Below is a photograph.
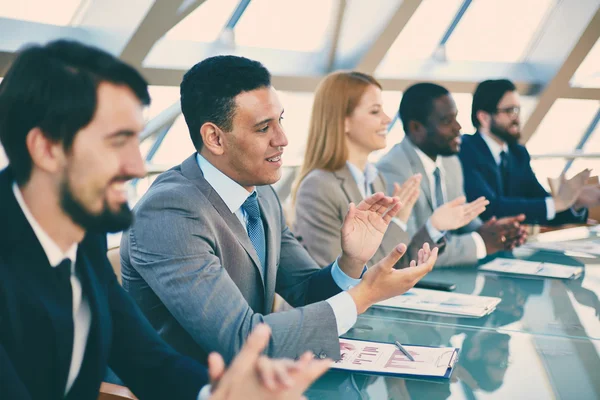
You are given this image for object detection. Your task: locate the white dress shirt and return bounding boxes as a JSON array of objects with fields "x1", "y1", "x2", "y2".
[
  {"x1": 411, "y1": 145, "x2": 487, "y2": 259},
  {"x1": 12, "y1": 183, "x2": 91, "y2": 396},
  {"x1": 196, "y1": 153, "x2": 359, "y2": 336},
  {"x1": 479, "y1": 132, "x2": 560, "y2": 221}
]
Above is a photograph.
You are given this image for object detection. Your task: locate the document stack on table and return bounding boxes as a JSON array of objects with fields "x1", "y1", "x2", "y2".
[
  {"x1": 479, "y1": 258, "x2": 583, "y2": 280},
  {"x1": 373, "y1": 288, "x2": 501, "y2": 318},
  {"x1": 333, "y1": 338, "x2": 459, "y2": 379},
  {"x1": 525, "y1": 239, "x2": 600, "y2": 257}
]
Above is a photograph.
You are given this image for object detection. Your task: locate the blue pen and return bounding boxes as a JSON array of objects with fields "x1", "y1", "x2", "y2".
[{"x1": 394, "y1": 341, "x2": 415, "y2": 361}]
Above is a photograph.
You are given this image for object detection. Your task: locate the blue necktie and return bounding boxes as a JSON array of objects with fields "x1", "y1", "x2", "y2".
[
  {"x1": 433, "y1": 167, "x2": 445, "y2": 209},
  {"x1": 243, "y1": 192, "x2": 266, "y2": 272}
]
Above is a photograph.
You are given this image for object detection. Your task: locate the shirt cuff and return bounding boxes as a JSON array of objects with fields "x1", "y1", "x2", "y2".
[
  {"x1": 546, "y1": 197, "x2": 556, "y2": 220},
  {"x1": 425, "y1": 218, "x2": 446, "y2": 243},
  {"x1": 198, "y1": 384, "x2": 212, "y2": 400},
  {"x1": 571, "y1": 206, "x2": 587, "y2": 217},
  {"x1": 331, "y1": 258, "x2": 365, "y2": 290},
  {"x1": 325, "y1": 291, "x2": 358, "y2": 336},
  {"x1": 391, "y1": 217, "x2": 408, "y2": 231},
  {"x1": 471, "y1": 232, "x2": 487, "y2": 260}
]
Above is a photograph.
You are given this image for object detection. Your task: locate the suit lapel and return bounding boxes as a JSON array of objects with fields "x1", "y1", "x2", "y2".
[
  {"x1": 334, "y1": 165, "x2": 364, "y2": 204},
  {"x1": 180, "y1": 155, "x2": 266, "y2": 287},
  {"x1": 401, "y1": 139, "x2": 434, "y2": 209},
  {"x1": 472, "y1": 132, "x2": 503, "y2": 195}
]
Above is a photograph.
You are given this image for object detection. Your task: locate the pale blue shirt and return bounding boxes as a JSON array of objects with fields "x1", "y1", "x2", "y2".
[{"x1": 196, "y1": 153, "x2": 360, "y2": 336}]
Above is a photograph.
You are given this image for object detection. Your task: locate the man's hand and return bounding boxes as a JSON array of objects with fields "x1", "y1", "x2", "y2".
[
  {"x1": 392, "y1": 174, "x2": 422, "y2": 224},
  {"x1": 430, "y1": 196, "x2": 489, "y2": 231},
  {"x1": 551, "y1": 169, "x2": 591, "y2": 212},
  {"x1": 477, "y1": 214, "x2": 526, "y2": 255},
  {"x1": 209, "y1": 325, "x2": 331, "y2": 400},
  {"x1": 339, "y1": 192, "x2": 402, "y2": 278},
  {"x1": 347, "y1": 243, "x2": 438, "y2": 314},
  {"x1": 573, "y1": 184, "x2": 600, "y2": 210}
]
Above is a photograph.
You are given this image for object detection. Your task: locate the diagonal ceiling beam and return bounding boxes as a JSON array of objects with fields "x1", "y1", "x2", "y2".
[
  {"x1": 355, "y1": 0, "x2": 423, "y2": 74},
  {"x1": 521, "y1": 6, "x2": 600, "y2": 143},
  {"x1": 325, "y1": 0, "x2": 347, "y2": 72},
  {"x1": 120, "y1": 0, "x2": 208, "y2": 66}
]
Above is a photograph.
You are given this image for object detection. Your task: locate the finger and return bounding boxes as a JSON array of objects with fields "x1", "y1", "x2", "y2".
[
  {"x1": 257, "y1": 355, "x2": 277, "y2": 391},
  {"x1": 447, "y1": 196, "x2": 467, "y2": 207},
  {"x1": 371, "y1": 196, "x2": 397, "y2": 215},
  {"x1": 302, "y1": 359, "x2": 332, "y2": 383},
  {"x1": 378, "y1": 243, "x2": 408, "y2": 271},
  {"x1": 418, "y1": 248, "x2": 424, "y2": 265},
  {"x1": 356, "y1": 192, "x2": 386, "y2": 211},
  {"x1": 485, "y1": 216, "x2": 497, "y2": 226},
  {"x1": 382, "y1": 200, "x2": 403, "y2": 223},
  {"x1": 272, "y1": 360, "x2": 295, "y2": 389},
  {"x1": 393, "y1": 182, "x2": 401, "y2": 197},
  {"x1": 405, "y1": 247, "x2": 438, "y2": 280},
  {"x1": 410, "y1": 260, "x2": 416, "y2": 268},
  {"x1": 208, "y1": 352, "x2": 226, "y2": 385},
  {"x1": 229, "y1": 324, "x2": 271, "y2": 374}
]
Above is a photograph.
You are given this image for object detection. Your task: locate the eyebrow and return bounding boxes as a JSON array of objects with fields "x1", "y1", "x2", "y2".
[
  {"x1": 252, "y1": 109, "x2": 285, "y2": 128},
  {"x1": 105, "y1": 130, "x2": 137, "y2": 139}
]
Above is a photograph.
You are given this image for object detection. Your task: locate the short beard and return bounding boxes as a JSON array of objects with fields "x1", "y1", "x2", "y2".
[
  {"x1": 60, "y1": 178, "x2": 133, "y2": 234},
  {"x1": 490, "y1": 119, "x2": 520, "y2": 145}
]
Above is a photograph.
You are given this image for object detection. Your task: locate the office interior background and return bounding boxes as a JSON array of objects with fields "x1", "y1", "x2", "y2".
[{"x1": 1, "y1": 0, "x2": 599, "y2": 206}]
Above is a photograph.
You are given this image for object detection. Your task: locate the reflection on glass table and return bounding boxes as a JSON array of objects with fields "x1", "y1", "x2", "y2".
[
  {"x1": 306, "y1": 317, "x2": 600, "y2": 399},
  {"x1": 363, "y1": 236, "x2": 600, "y2": 340}
]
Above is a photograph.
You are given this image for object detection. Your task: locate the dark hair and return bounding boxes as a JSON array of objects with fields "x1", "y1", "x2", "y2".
[
  {"x1": 471, "y1": 79, "x2": 516, "y2": 128},
  {"x1": 0, "y1": 40, "x2": 150, "y2": 185},
  {"x1": 399, "y1": 82, "x2": 449, "y2": 134},
  {"x1": 180, "y1": 55, "x2": 271, "y2": 151}
]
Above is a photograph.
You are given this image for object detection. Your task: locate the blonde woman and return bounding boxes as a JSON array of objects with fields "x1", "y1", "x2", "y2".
[{"x1": 293, "y1": 71, "x2": 488, "y2": 268}]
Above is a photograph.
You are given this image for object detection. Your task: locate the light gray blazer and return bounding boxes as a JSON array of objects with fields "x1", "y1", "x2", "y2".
[
  {"x1": 120, "y1": 154, "x2": 341, "y2": 364},
  {"x1": 377, "y1": 138, "x2": 482, "y2": 267},
  {"x1": 294, "y1": 165, "x2": 442, "y2": 269}
]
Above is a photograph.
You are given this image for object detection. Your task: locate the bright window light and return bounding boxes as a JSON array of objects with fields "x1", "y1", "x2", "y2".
[
  {"x1": 571, "y1": 38, "x2": 600, "y2": 88},
  {"x1": 166, "y1": 0, "x2": 240, "y2": 42},
  {"x1": 0, "y1": 0, "x2": 82, "y2": 26}
]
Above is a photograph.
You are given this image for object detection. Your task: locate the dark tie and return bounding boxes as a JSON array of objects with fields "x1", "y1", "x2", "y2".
[
  {"x1": 499, "y1": 151, "x2": 510, "y2": 195},
  {"x1": 433, "y1": 167, "x2": 445, "y2": 208},
  {"x1": 242, "y1": 192, "x2": 266, "y2": 272},
  {"x1": 55, "y1": 258, "x2": 74, "y2": 395}
]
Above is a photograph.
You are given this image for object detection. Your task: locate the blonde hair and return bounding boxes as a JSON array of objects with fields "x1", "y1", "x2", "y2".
[{"x1": 292, "y1": 71, "x2": 381, "y2": 203}]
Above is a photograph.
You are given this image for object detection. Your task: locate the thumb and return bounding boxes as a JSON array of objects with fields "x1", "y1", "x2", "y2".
[
  {"x1": 393, "y1": 182, "x2": 401, "y2": 196},
  {"x1": 485, "y1": 216, "x2": 497, "y2": 226},
  {"x1": 231, "y1": 324, "x2": 271, "y2": 370},
  {"x1": 377, "y1": 243, "x2": 407, "y2": 270},
  {"x1": 208, "y1": 352, "x2": 226, "y2": 385}
]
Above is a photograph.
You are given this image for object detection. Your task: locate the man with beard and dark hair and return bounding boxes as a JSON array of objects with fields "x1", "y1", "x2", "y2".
[
  {"x1": 460, "y1": 79, "x2": 599, "y2": 225},
  {"x1": 378, "y1": 82, "x2": 527, "y2": 267},
  {"x1": 0, "y1": 40, "x2": 331, "y2": 400}
]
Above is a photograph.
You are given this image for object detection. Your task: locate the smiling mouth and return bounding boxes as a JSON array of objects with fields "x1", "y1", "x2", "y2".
[{"x1": 266, "y1": 155, "x2": 281, "y2": 162}]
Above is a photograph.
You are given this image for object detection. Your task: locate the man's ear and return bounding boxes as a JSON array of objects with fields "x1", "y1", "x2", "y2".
[
  {"x1": 200, "y1": 123, "x2": 225, "y2": 156},
  {"x1": 476, "y1": 110, "x2": 491, "y2": 128},
  {"x1": 408, "y1": 120, "x2": 425, "y2": 143},
  {"x1": 26, "y1": 127, "x2": 64, "y2": 173}
]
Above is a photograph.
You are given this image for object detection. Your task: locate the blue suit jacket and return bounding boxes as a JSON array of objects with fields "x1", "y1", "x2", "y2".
[
  {"x1": 0, "y1": 167, "x2": 208, "y2": 400},
  {"x1": 459, "y1": 132, "x2": 587, "y2": 225}
]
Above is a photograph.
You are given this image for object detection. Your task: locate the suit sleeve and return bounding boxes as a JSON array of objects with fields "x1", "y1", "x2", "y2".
[
  {"x1": 106, "y1": 272, "x2": 208, "y2": 400},
  {"x1": 0, "y1": 343, "x2": 33, "y2": 400},
  {"x1": 126, "y1": 188, "x2": 341, "y2": 364},
  {"x1": 461, "y1": 149, "x2": 549, "y2": 223},
  {"x1": 293, "y1": 174, "x2": 345, "y2": 268}
]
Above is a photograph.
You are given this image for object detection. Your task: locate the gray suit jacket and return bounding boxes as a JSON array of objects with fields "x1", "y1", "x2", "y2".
[
  {"x1": 120, "y1": 154, "x2": 341, "y2": 364},
  {"x1": 294, "y1": 165, "x2": 441, "y2": 269},
  {"x1": 377, "y1": 138, "x2": 482, "y2": 267}
]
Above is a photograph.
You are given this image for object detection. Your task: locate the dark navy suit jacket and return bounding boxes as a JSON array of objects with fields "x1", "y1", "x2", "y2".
[
  {"x1": 0, "y1": 167, "x2": 208, "y2": 400},
  {"x1": 458, "y1": 132, "x2": 587, "y2": 225}
]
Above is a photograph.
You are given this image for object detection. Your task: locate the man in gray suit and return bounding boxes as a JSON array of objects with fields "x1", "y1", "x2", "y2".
[
  {"x1": 378, "y1": 83, "x2": 526, "y2": 267},
  {"x1": 121, "y1": 56, "x2": 438, "y2": 365}
]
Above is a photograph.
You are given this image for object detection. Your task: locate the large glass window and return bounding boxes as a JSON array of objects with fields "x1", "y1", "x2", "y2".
[
  {"x1": 0, "y1": 0, "x2": 83, "y2": 25},
  {"x1": 445, "y1": 0, "x2": 554, "y2": 63},
  {"x1": 165, "y1": 0, "x2": 240, "y2": 43},
  {"x1": 235, "y1": 0, "x2": 335, "y2": 52},
  {"x1": 571, "y1": 38, "x2": 600, "y2": 88}
]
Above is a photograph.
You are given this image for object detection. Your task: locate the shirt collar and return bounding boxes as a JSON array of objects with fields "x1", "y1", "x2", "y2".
[
  {"x1": 12, "y1": 182, "x2": 77, "y2": 268},
  {"x1": 479, "y1": 131, "x2": 508, "y2": 165},
  {"x1": 410, "y1": 141, "x2": 443, "y2": 176},
  {"x1": 346, "y1": 161, "x2": 379, "y2": 187},
  {"x1": 196, "y1": 153, "x2": 254, "y2": 214}
]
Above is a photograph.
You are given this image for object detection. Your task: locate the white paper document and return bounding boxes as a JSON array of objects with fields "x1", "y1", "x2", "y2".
[
  {"x1": 373, "y1": 288, "x2": 501, "y2": 318},
  {"x1": 480, "y1": 258, "x2": 583, "y2": 279},
  {"x1": 332, "y1": 338, "x2": 459, "y2": 378},
  {"x1": 526, "y1": 238, "x2": 600, "y2": 257}
]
